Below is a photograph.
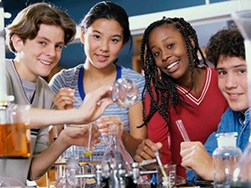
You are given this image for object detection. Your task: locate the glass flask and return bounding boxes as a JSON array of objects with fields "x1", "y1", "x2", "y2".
[
  {"x1": 0, "y1": 102, "x2": 31, "y2": 158},
  {"x1": 100, "y1": 123, "x2": 136, "y2": 188},
  {"x1": 230, "y1": 9, "x2": 251, "y2": 187},
  {"x1": 110, "y1": 78, "x2": 139, "y2": 108},
  {"x1": 212, "y1": 132, "x2": 242, "y2": 188},
  {"x1": 65, "y1": 157, "x2": 82, "y2": 188},
  {"x1": 63, "y1": 78, "x2": 139, "y2": 164}
]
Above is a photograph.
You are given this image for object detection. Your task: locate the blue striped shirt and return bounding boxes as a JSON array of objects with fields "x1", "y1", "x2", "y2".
[{"x1": 49, "y1": 64, "x2": 145, "y2": 161}]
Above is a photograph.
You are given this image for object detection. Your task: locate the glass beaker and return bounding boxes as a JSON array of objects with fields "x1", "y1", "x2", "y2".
[
  {"x1": 110, "y1": 78, "x2": 139, "y2": 108},
  {"x1": 0, "y1": 103, "x2": 31, "y2": 158},
  {"x1": 231, "y1": 9, "x2": 251, "y2": 187}
]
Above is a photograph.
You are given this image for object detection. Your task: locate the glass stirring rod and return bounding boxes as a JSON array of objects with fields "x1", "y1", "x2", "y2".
[
  {"x1": 154, "y1": 151, "x2": 168, "y2": 178},
  {"x1": 175, "y1": 119, "x2": 190, "y2": 142}
]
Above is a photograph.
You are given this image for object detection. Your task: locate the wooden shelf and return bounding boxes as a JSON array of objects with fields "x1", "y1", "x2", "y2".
[
  {"x1": 132, "y1": 35, "x2": 143, "y2": 74},
  {"x1": 132, "y1": 55, "x2": 142, "y2": 74}
]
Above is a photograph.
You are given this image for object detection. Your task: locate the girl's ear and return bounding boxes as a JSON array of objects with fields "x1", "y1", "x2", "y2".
[
  {"x1": 11, "y1": 34, "x2": 24, "y2": 52},
  {"x1": 80, "y1": 32, "x2": 85, "y2": 44}
]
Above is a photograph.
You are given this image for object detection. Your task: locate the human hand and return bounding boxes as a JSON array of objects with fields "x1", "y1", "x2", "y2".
[
  {"x1": 134, "y1": 139, "x2": 162, "y2": 169},
  {"x1": 61, "y1": 124, "x2": 101, "y2": 150},
  {"x1": 78, "y1": 86, "x2": 113, "y2": 123},
  {"x1": 96, "y1": 116, "x2": 125, "y2": 137},
  {"x1": 53, "y1": 88, "x2": 75, "y2": 110},
  {"x1": 180, "y1": 141, "x2": 214, "y2": 181}
]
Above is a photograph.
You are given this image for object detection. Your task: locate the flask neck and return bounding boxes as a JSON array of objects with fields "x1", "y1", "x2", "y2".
[
  {"x1": 107, "y1": 124, "x2": 121, "y2": 143},
  {"x1": 107, "y1": 134, "x2": 119, "y2": 144},
  {"x1": 103, "y1": 123, "x2": 132, "y2": 169}
]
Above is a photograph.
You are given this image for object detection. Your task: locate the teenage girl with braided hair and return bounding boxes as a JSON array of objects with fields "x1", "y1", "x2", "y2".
[{"x1": 134, "y1": 17, "x2": 228, "y2": 178}]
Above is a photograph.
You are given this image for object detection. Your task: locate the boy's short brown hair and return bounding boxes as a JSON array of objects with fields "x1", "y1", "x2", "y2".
[{"x1": 5, "y1": 2, "x2": 76, "y2": 53}]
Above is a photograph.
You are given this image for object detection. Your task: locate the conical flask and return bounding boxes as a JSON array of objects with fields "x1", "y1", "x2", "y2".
[
  {"x1": 231, "y1": 9, "x2": 251, "y2": 187},
  {"x1": 100, "y1": 123, "x2": 134, "y2": 188}
]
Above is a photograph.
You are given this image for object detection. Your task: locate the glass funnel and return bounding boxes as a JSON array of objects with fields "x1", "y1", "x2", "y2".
[{"x1": 231, "y1": 9, "x2": 251, "y2": 187}]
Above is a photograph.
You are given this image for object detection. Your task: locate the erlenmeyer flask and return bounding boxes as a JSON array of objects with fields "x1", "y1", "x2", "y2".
[
  {"x1": 110, "y1": 78, "x2": 139, "y2": 108},
  {"x1": 231, "y1": 9, "x2": 251, "y2": 187},
  {"x1": 100, "y1": 123, "x2": 135, "y2": 188}
]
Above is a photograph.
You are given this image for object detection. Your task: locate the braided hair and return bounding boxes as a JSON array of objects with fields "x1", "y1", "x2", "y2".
[{"x1": 140, "y1": 17, "x2": 207, "y2": 127}]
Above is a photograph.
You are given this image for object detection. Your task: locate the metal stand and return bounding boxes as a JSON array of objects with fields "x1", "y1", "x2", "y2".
[{"x1": 75, "y1": 159, "x2": 157, "y2": 186}]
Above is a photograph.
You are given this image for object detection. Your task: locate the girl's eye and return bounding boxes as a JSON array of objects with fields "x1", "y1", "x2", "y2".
[
  {"x1": 167, "y1": 43, "x2": 174, "y2": 49},
  {"x1": 111, "y1": 38, "x2": 119, "y2": 43},
  {"x1": 153, "y1": 51, "x2": 160, "y2": 57},
  {"x1": 93, "y1": 35, "x2": 100, "y2": 40}
]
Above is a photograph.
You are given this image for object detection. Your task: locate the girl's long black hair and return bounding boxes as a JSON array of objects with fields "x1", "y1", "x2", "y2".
[{"x1": 139, "y1": 17, "x2": 207, "y2": 128}]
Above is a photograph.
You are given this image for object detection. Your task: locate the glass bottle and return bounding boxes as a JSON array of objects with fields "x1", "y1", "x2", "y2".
[
  {"x1": 110, "y1": 78, "x2": 139, "y2": 108},
  {"x1": 100, "y1": 123, "x2": 136, "y2": 188},
  {"x1": 212, "y1": 132, "x2": 242, "y2": 188},
  {"x1": 230, "y1": 9, "x2": 251, "y2": 188}
]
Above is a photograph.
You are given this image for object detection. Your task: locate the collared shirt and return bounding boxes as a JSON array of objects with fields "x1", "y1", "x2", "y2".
[{"x1": 187, "y1": 108, "x2": 250, "y2": 185}]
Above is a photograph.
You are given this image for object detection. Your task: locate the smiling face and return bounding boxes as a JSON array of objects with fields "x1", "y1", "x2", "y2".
[
  {"x1": 82, "y1": 18, "x2": 124, "y2": 69},
  {"x1": 14, "y1": 24, "x2": 65, "y2": 82},
  {"x1": 148, "y1": 24, "x2": 190, "y2": 80},
  {"x1": 216, "y1": 56, "x2": 249, "y2": 113}
]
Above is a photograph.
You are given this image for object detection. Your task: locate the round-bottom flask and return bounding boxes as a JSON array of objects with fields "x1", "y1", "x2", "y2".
[{"x1": 110, "y1": 78, "x2": 139, "y2": 108}]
